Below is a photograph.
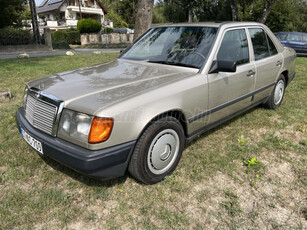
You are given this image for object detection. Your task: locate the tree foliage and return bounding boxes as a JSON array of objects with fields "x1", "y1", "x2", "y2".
[
  {"x1": 0, "y1": 0, "x2": 27, "y2": 28},
  {"x1": 101, "y1": 0, "x2": 137, "y2": 28},
  {"x1": 106, "y1": 10, "x2": 129, "y2": 28},
  {"x1": 152, "y1": 0, "x2": 307, "y2": 32}
]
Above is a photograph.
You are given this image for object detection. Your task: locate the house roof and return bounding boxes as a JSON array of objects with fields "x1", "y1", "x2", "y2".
[
  {"x1": 36, "y1": 0, "x2": 64, "y2": 14},
  {"x1": 37, "y1": 0, "x2": 108, "y2": 14}
]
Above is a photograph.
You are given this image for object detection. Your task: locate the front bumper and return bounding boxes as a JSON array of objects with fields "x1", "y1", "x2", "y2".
[{"x1": 16, "y1": 107, "x2": 136, "y2": 180}]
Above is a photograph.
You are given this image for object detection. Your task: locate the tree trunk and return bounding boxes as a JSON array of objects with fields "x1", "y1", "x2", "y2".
[
  {"x1": 29, "y1": 0, "x2": 41, "y2": 44},
  {"x1": 230, "y1": 0, "x2": 239, "y2": 21},
  {"x1": 257, "y1": 0, "x2": 277, "y2": 24},
  {"x1": 133, "y1": 0, "x2": 154, "y2": 42},
  {"x1": 188, "y1": 9, "x2": 193, "y2": 22}
]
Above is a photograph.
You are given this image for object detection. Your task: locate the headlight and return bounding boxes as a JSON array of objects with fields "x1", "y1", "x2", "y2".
[{"x1": 58, "y1": 109, "x2": 113, "y2": 144}]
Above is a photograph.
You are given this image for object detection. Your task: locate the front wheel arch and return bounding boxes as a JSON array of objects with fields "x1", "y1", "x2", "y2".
[{"x1": 137, "y1": 110, "x2": 188, "y2": 141}]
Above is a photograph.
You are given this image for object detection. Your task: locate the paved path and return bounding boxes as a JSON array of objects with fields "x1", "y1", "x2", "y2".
[{"x1": 0, "y1": 48, "x2": 121, "y2": 59}]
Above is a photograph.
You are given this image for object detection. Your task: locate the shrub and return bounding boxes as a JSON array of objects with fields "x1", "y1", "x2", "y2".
[
  {"x1": 52, "y1": 41, "x2": 70, "y2": 49},
  {"x1": 77, "y1": 18, "x2": 102, "y2": 33},
  {"x1": 0, "y1": 27, "x2": 33, "y2": 46},
  {"x1": 52, "y1": 30, "x2": 67, "y2": 42},
  {"x1": 66, "y1": 30, "x2": 80, "y2": 44},
  {"x1": 51, "y1": 29, "x2": 80, "y2": 44}
]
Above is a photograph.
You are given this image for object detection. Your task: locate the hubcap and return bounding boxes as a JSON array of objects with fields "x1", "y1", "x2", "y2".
[
  {"x1": 274, "y1": 80, "x2": 284, "y2": 105},
  {"x1": 147, "y1": 129, "x2": 180, "y2": 175}
]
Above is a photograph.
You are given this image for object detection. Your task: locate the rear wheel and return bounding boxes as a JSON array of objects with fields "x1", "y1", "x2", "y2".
[
  {"x1": 128, "y1": 117, "x2": 185, "y2": 184},
  {"x1": 264, "y1": 74, "x2": 286, "y2": 109}
]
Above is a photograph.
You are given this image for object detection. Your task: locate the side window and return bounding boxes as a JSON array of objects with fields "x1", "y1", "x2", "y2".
[
  {"x1": 288, "y1": 33, "x2": 301, "y2": 42},
  {"x1": 267, "y1": 35, "x2": 278, "y2": 56},
  {"x1": 248, "y1": 28, "x2": 270, "y2": 61},
  {"x1": 217, "y1": 29, "x2": 249, "y2": 65},
  {"x1": 303, "y1": 35, "x2": 307, "y2": 42},
  {"x1": 279, "y1": 33, "x2": 288, "y2": 40}
]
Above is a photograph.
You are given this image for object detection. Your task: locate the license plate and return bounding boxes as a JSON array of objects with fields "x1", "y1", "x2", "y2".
[{"x1": 20, "y1": 127, "x2": 43, "y2": 155}]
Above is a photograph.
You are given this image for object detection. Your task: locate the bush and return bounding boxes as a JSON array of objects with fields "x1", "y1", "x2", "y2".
[
  {"x1": 51, "y1": 29, "x2": 80, "y2": 44},
  {"x1": 52, "y1": 41, "x2": 70, "y2": 49},
  {"x1": 52, "y1": 30, "x2": 67, "y2": 42},
  {"x1": 66, "y1": 31, "x2": 80, "y2": 44},
  {"x1": 77, "y1": 18, "x2": 102, "y2": 33},
  {"x1": 0, "y1": 27, "x2": 33, "y2": 46}
]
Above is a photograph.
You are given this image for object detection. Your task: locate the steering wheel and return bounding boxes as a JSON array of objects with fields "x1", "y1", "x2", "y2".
[{"x1": 189, "y1": 51, "x2": 206, "y2": 61}]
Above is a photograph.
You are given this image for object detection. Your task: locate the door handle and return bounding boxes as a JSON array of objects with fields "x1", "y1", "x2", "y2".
[
  {"x1": 247, "y1": 70, "x2": 256, "y2": 77},
  {"x1": 276, "y1": 61, "x2": 282, "y2": 67}
]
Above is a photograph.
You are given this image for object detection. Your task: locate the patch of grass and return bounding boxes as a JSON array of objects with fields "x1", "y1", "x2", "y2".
[
  {"x1": 221, "y1": 190, "x2": 242, "y2": 217},
  {"x1": 0, "y1": 56, "x2": 306, "y2": 229}
]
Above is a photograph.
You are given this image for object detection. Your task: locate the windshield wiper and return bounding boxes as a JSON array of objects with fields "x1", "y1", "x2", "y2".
[{"x1": 148, "y1": 60, "x2": 199, "y2": 69}]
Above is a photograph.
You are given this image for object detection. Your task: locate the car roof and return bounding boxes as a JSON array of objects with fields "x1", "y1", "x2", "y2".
[{"x1": 275, "y1": 32, "x2": 307, "y2": 35}]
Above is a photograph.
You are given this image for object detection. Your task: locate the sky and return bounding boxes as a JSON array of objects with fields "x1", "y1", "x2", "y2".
[{"x1": 35, "y1": 0, "x2": 43, "y2": 6}]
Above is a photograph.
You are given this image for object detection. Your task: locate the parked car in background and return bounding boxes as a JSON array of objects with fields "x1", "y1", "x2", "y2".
[
  {"x1": 275, "y1": 32, "x2": 307, "y2": 56},
  {"x1": 17, "y1": 22, "x2": 296, "y2": 184}
]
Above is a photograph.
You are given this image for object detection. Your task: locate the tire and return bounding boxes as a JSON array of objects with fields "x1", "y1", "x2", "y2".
[
  {"x1": 128, "y1": 117, "x2": 185, "y2": 184},
  {"x1": 264, "y1": 74, "x2": 286, "y2": 109}
]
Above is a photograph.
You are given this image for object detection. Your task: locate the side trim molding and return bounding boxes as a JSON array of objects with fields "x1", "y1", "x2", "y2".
[{"x1": 188, "y1": 82, "x2": 275, "y2": 123}]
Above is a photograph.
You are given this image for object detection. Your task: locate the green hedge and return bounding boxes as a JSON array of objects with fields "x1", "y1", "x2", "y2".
[
  {"x1": 51, "y1": 29, "x2": 80, "y2": 45},
  {"x1": 52, "y1": 41, "x2": 70, "y2": 49},
  {"x1": 77, "y1": 18, "x2": 102, "y2": 33},
  {"x1": 0, "y1": 27, "x2": 33, "y2": 46}
]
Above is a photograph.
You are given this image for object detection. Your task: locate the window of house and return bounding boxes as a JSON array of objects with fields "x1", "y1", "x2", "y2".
[{"x1": 217, "y1": 29, "x2": 249, "y2": 65}]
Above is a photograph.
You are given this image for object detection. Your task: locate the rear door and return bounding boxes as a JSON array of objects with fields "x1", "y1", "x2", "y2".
[
  {"x1": 247, "y1": 28, "x2": 283, "y2": 102},
  {"x1": 207, "y1": 28, "x2": 256, "y2": 125}
]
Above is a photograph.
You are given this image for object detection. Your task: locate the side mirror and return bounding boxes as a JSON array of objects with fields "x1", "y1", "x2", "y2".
[{"x1": 208, "y1": 60, "x2": 237, "y2": 74}]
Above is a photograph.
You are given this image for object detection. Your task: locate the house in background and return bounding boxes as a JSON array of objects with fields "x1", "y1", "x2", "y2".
[{"x1": 37, "y1": 0, "x2": 108, "y2": 30}]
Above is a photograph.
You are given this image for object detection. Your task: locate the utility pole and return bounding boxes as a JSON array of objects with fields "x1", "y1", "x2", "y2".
[{"x1": 29, "y1": 0, "x2": 41, "y2": 44}]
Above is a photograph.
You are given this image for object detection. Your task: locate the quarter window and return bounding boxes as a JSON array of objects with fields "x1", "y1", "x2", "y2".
[
  {"x1": 249, "y1": 28, "x2": 277, "y2": 61},
  {"x1": 217, "y1": 29, "x2": 249, "y2": 65}
]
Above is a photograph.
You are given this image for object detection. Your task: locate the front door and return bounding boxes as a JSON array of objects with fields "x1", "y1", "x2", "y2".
[{"x1": 207, "y1": 28, "x2": 256, "y2": 125}]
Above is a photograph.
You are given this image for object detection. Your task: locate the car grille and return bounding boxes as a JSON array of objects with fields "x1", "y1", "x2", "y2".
[{"x1": 25, "y1": 94, "x2": 58, "y2": 135}]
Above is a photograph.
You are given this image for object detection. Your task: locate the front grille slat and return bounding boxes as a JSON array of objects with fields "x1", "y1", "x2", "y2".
[{"x1": 24, "y1": 94, "x2": 58, "y2": 135}]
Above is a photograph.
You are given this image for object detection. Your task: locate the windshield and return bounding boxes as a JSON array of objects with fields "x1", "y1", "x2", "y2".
[{"x1": 120, "y1": 26, "x2": 218, "y2": 69}]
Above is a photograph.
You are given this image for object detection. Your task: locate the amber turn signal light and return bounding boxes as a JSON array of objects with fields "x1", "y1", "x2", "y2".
[{"x1": 88, "y1": 117, "x2": 113, "y2": 143}]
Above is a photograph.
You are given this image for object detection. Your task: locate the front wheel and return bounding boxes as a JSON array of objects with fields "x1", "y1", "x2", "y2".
[
  {"x1": 264, "y1": 74, "x2": 286, "y2": 109},
  {"x1": 128, "y1": 117, "x2": 185, "y2": 184}
]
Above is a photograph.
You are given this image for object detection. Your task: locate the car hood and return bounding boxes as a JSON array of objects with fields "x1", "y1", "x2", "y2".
[{"x1": 27, "y1": 59, "x2": 196, "y2": 114}]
